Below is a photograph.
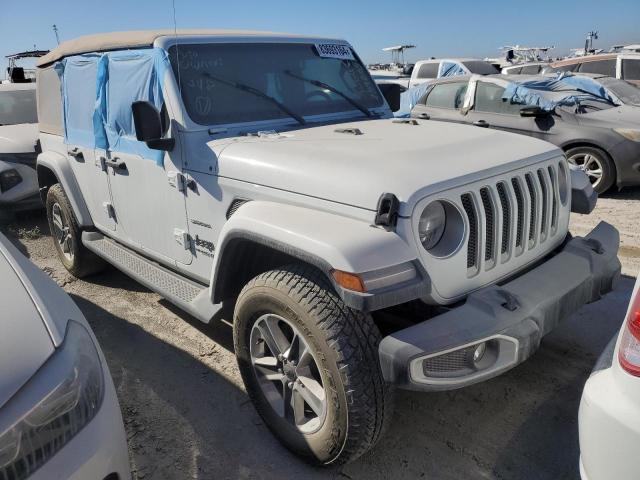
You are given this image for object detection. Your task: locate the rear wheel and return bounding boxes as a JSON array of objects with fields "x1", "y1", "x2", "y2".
[
  {"x1": 46, "y1": 184, "x2": 105, "y2": 277},
  {"x1": 566, "y1": 146, "x2": 615, "y2": 194},
  {"x1": 233, "y1": 264, "x2": 393, "y2": 466}
]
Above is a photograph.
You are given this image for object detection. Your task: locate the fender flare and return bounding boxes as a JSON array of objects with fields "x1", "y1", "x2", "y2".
[
  {"x1": 36, "y1": 151, "x2": 93, "y2": 227},
  {"x1": 209, "y1": 201, "x2": 425, "y2": 310}
]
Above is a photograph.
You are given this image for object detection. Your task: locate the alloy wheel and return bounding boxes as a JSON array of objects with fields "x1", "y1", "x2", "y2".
[
  {"x1": 249, "y1": 313, "x2": 327, "y2": 433},
  {"x1": 567, "y1": 152, "x2": 603, "y2": 189},
  {"x1": 51, "y1": 202, "x2": 74, "y2": 262}
]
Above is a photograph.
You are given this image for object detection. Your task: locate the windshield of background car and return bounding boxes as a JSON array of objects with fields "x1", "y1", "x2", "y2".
[
  {"x1": 462, "y1": 61, "x2": 500, "y2": 75},
  {"x1": 599, "y1": 77, "x2": 640, "y2": 106},
  {"x1": 0, "y1": 88, "x2": 37, "y2": 125},
  {"x1": 168, "y1": 43, "x2": 384, "y2": 125}
]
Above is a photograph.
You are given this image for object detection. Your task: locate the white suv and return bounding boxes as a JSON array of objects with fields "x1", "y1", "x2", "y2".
[{"x1": 35, "y1": 30, "x2": 621, "y2": 465}]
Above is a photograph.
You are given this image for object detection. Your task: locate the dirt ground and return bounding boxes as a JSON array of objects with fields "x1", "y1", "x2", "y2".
[{"x1": 2, "y1": 188, "x2": 638, "y2": 480}]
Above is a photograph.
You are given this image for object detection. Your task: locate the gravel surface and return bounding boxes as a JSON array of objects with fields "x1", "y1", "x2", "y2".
[{"x1": 2, "y1": 189, "x2": 638, "y2": 480}]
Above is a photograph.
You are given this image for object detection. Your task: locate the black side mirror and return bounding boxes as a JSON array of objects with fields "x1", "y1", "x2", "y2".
[
  {"x1": 378, "y1": 83, "x2": 402, "y2": 112},
  {"x1": 520, "y1": 106, "x2": 551, "y2": 118},
  {"x1": 132, "y1": 101, "x2": 174, "y2": 151}
]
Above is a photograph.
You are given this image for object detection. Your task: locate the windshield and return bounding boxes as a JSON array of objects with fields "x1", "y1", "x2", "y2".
[
  {"x1": 0, "y1": 88, "x2": 37, "y2": 126},
  {"x1": 462, "y1": 61, "x2": 500, "y2": 75},
  {"x1": 168, "y1": 43, "x2": 384, "y2": 126},
  {"x1": 598, "y1": 77, "x2": 640, "y2": 106}
]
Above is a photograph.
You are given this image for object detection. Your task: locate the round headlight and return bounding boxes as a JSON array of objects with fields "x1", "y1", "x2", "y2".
[{"x1": 418, "y1": 201, "x2": 447, "y2": 250}]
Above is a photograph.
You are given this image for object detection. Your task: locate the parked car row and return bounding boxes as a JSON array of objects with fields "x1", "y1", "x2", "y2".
[{"x1": 0, "y1": 28, "x2": 634, "y2": 477}]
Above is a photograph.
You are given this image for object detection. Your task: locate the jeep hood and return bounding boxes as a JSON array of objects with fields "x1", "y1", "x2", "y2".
[{"x1": 214, "y1": 119, "x2": 560, "y2": 214}]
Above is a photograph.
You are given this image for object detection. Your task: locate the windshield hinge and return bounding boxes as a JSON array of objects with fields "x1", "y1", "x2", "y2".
[{"x1": 335, "y1": 127, "x2": 363, "y2": 135}]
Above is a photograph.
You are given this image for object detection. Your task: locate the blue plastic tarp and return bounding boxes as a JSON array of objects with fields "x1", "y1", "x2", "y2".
[
  {"x1": 438, "y1": 61, "x2": 466, "y2": 78},
  {"x1": 394, "y1": 83, "x2": 431, "y2": 117},
  {"x1": 56, "y1": 48, "x2": 169, "y2": 165},
  {"x1": 501, "y1": 73, "x2": 616, "y2": 112}
]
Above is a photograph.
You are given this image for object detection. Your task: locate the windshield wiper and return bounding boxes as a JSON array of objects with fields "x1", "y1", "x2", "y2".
[
  {"x1": 203, "y1": 73, "x2": 306, "y2": 125},
  {"x1": 284, "y1": 70, "x2": 374, "y2": 118}
]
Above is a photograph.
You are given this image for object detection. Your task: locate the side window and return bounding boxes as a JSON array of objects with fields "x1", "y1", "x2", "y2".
[
  {"x1": 520, "y1": 64, "x2": 541, "y2": 74},
  {"x1": 424, "y1": 82, "x2": 468, "y2": 109},
  {"x1": 622, "y1": 59, "x2": 640, "y2": 80},
  {"x1": 578, "y1": 59, "x2": 616, "y2": 76},
  {"x1": 506, "y1": 66, "x2": 522, "y2": 74},
  {"x1": 555, "y1": 63, "x2": 579, "y2": 72},
  {"x1": 417, "y1": 62, "x2": 439, "y2": 79},
  {"x1": 36, "y1": 67, "x2": 63, "y2": 135},
  {"x1": 474, "y1": 82, "x2": 523, "y2": 115}
]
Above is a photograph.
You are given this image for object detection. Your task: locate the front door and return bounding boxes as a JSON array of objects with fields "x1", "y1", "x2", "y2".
[
  {"x1": 410, "y1": 80, "x2": 470, "y2": 124},
  {"x1": 106, "y1": 145, "x2": 192, "y2": 266},
  {"x1": 464, "y1": 80, "x2": 556, "y2": 143}
]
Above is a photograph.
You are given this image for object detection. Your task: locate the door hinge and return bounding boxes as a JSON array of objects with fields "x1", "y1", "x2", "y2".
[
  {"x1": 174, "y1": 228, "x2": 191, "y2": 250},
  {"x1": 168, "y1": 171, "x2": 195, "y2": 193},
  {"x1": 102, "y1": 201, "x2": 115, "y2": 219}
]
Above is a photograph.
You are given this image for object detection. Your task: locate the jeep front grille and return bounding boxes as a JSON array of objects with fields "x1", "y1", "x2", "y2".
[{"x1": 460, "y1": 162, "x2": 563, "y2": 277}]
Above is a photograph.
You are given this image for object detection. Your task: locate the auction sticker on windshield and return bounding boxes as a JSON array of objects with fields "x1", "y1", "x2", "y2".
[{"x1": 315, "y1": 43, "x2": 355, "y2": 60}]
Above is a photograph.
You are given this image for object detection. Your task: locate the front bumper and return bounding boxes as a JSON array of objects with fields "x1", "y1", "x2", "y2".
[{"x1": 379, "y1": 221, "x2": 621, "y2": 391}]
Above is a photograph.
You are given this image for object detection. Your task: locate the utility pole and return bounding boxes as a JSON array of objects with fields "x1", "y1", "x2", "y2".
[{"x1": 53, "y1": 24, "x2": 60, "y2": 45}]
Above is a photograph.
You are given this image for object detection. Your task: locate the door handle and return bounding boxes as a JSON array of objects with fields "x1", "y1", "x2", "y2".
[
  {"x1": 68, "y1": 147, "x2": 84, "y2": 160},
  {"x1": 418, "y1": 113, "x2": 430, "y2": 120},
  {"x1": 473, "y1": 120, "x2": 490, "y2": 128},
  {"x1": 105, "y1": 157, "x2": 126, "y2": 171}
]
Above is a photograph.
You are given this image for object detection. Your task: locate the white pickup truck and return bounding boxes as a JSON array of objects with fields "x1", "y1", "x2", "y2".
[{"x1": 35, "y1": 30, "x2": 620, "y2": 465}]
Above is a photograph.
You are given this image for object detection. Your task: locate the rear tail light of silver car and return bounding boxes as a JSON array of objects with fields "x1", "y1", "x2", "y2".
[
  {"x1": 618, "y1": 285, "x2": 640, "y2": 376},
  {"x1": 0, "y1": 321, "x2": 104, "y2": 480}
]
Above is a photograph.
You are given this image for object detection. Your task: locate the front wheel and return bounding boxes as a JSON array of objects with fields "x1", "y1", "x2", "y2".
[
  {"x1": 233, "y1": 265, "x2": 393, "y2": 466},
  {"x1": 566, "y1": 146, "x2": 615, "y2": 194}
]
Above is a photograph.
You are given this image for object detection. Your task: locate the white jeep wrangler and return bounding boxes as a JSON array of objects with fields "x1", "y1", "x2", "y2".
[{"x1": 35, "y1": 30, "x2": 621, "y2": 465}]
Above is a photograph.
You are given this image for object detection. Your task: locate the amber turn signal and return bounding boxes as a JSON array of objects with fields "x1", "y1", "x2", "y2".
[{"x1": 331, "y1": 270, "x2": 366, "y2": 293}]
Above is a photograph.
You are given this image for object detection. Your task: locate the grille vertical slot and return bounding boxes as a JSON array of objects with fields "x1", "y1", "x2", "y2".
[
  {"x1": 537, "y1": 169, "x2": 549, "y2": 239},
  {"x1": 547, "y1": 166, "x2": 558, "y2": 231},
  {"x1": 525, "y1": 173, "x2": 537, "y2": 244},
  {"x1": 479, "y1": 188, "x2": 495, "y2": 263},
  {"x1": 496, "y1": 182, "x2": 511, "y2": 255},
  {"x1": 461, "y1": 193, "x2": 478, "y2": 270},
  {"x1": 511, "y1": 178, "x2": 525, "y2": 250}
]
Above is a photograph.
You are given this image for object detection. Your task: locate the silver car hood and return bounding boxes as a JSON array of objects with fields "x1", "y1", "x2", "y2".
[
  {"x1": 214, "y1": 118, "x2": 560, "y2": 213},
  {"x1": 0, "y1": 124, "x2": 38, "y2": 154},
  {"x1": 581, "y1": 105, "x2": 640, "y2": 127},
  {"x1": 0, "y1": 239, "x2": 55, "y2": 409}
]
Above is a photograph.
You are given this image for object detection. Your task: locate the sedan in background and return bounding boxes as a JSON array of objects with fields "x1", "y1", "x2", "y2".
[
  {"x1": 579, "y1": 274, "x2": 640, "y2": 480},
  {"x1": 0, "y1": 232, "x2": 130, "y2": 479},
  {"x1": 407, "y1": 73, "x2": 640, "y2": 193},
  {"x1": 0, "y1": 83, "x2": 40, "y2": 213}
]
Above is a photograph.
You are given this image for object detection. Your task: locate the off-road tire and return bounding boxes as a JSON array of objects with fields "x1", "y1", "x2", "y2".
[
  {"x1": 233, "y1": 264, "x2": 393, "y2": 466},
  {"x1": 565, "y1": 146, "x2": 615, "y2": 194},
  {"x1": 45, "y1": 183, "x2": 105, "y2": 277}
]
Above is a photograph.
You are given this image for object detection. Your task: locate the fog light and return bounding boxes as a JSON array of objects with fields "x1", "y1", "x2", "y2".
[{"x1": 473, "y1": 343, "x2": 487, "y2": 363}]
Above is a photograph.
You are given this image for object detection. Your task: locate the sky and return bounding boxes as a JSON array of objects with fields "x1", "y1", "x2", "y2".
[{"x1": 1, "y1": 0, "x2": 639, "y2": 75}]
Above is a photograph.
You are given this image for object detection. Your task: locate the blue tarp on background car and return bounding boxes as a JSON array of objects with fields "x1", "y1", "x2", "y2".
[
  {"x1": 394, "y1": 83, "x2": 431, "y2": 117},
  {"x1": 56, "y1": 48, "x2": 168, "y2": 165},
  {"x1": 438, "y1": 61, "x2": 466, "y2": 78},
  {"x1": 502, "y1": 73, "x2": 616, "y2": 111}
]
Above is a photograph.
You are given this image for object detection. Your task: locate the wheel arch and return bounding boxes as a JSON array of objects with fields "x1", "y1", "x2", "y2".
[
  {"x1": 36, "y1": 151, "x2": 93, "y2": 227},
  {"x1": 208, "y1": 201, "x2": 421, "y2": 310}
]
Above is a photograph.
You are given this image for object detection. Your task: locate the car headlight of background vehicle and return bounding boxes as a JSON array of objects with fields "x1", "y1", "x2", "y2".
[
  {"x1": 0, "y1": 321, "x2": 104, "y2": 479},
  {"x1": 614, "y1": 128, "x2": 640, "y2": 142},
  {"x1": 0, "y1": 169, "x2": 22, "y2": 193},
  {"x1": 417, "y1": 200, "x2": 465, "y2": 257}
]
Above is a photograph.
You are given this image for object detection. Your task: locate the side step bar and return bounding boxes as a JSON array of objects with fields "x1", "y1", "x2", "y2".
[{"x1": 82, "y1": 231, "x2": 221, "y2": 323}]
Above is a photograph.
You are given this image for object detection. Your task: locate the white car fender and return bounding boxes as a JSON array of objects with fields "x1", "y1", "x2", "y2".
[
  {"x1": 209, "y1": 200, "x2": 418, "y2": 302},
  {"x1": 36, "y1": 151, "x2": 92, "y2": 227}
]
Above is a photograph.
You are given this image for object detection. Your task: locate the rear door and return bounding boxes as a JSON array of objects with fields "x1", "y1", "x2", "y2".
[
  {"x1": 410, "y1": 81, "x2": 470, "y2": 124},
  {"x1": 60, "y1": 56, "x2": 115, "y2": 232},
  {"x1": 464, "y1": 80, "x2": 557, "y2": 143}
]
